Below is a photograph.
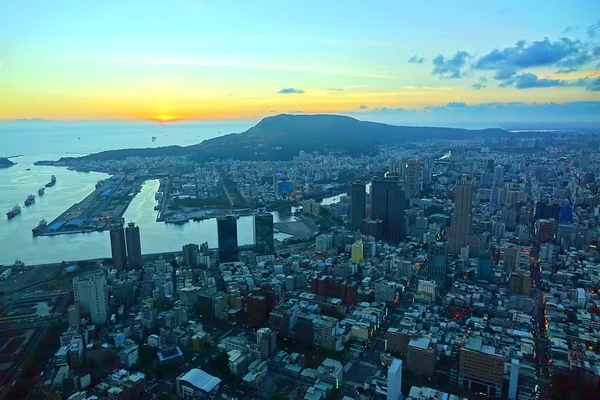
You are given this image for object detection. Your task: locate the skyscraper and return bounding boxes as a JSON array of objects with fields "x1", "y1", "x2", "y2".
[
  {"x1": 350, "y1": 181, "x2": 366, "y2": 232},
  {"x1": 478, "y1": 252, "x2": 492, "y2": 280},
  {"x1": 109, "y1": 225, "x2": 127, "y2": 270},
  {"x1": 217, "y1": 215, "x2": 238, "y2": 262},
  {"x1": 125, "y1": 222, "x2": 142, "y2": 269},
  {"x1": 73, "y1": 273, "x2": 108, "y2": 325},
  {"x1": 387, "y1": 358, "x2": 402, "y2": 400},
  {"x1": 254, "y1": 212, "x2": 274, "y2": 255},
  {"x1": 182, "y1": 243, "x2": 200, "y2": 267},
  {"x1": 405, "y1": 158, "x2": 422, "y2": 198},
  {"x1": 449, "y1": 177, "x2": 474, "y2": 254},
  {"x1": 427, "y1": 241, "x2": 448, "y2": 284},
  {"x1": 371, "y1": 177, "x2": 405, "y2": 242}
]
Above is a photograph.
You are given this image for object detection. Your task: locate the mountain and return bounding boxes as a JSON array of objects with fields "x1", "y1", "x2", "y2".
[
  {"x1": 56, "y1": 114, "x2": 510, "y2": 162},
  {"x1": 0, "y1": 158, "x2": 15, "y2": 169}
]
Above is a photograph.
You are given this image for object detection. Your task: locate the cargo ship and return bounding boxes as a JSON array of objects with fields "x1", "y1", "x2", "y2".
[
  {"x1": 45, "y1": 175, "x2": 57, "y2": 187},
  {"x1": 24, "y1": 194, "x2": 36, "y2": 206},
  {"x1": 38, "y1": 187, "x2": 45, "y2": 196},
  {"x1": 164, "y1": 213, "x2": 189, "y2": 224},
  {"x1": 6, "y1": 205, "x2": 21, "y2": 219},
  {"x1": 32, "y1": 219, "x2": 47, "y2": 236}
]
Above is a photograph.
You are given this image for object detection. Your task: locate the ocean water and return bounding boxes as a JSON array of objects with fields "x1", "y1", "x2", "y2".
[{"x1": 0, "y1": 120, "x2": 327, "y2": 266}]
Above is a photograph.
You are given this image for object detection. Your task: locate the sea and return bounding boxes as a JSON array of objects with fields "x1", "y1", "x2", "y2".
[{"x1": 0, "y1": 120, "x2": 342, "y2": 266}]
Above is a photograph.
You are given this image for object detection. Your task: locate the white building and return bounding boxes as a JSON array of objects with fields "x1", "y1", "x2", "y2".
[
  {"x1": 118, "y1": 341, "x2": 139, "y2": 368},
  {"x1": 73, "y1": 273, "x2": 108, "y2": 325},
  {"x1": 316, "y1": 233, "x2": 334, "y2": 252},
  {"x1": 417, "y1": 280, "x2": 437, "y2": 303},
  {"x1": 387, "y1": 358, "x2": 402, "y2": 400},
  {"x1": 374, "y1": 280, "x2": 397, "y2": 302},
  {"x1": 177, "y1": 369, "x2": 221, "y2": 399}
]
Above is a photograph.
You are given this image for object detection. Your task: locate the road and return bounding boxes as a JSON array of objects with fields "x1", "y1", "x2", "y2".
[{"x1": 529, "y1": 243, "x2": 550, "y2": 400}]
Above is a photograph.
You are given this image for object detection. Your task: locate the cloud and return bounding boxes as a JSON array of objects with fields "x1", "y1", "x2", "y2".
[
  {"x1": 498, "y1": 72, "x2": 598, "y2": 91},
  {"x1": 562, "y1": 26, "x2": 578, "y2": 34},
  {"x1": 588, "y1": 77, "x2": 600, "y2": 91},
  {"x1": 446, "y1": 102, "x2": 467, "y2": 108},
  {"x1": 408, "y1": 55, "x2": 425, "y2": 64},
  {"x1": 472, "y1": 77, "x2": 488, "y2": 90},
  {"x1": 277, "y1": 88, "x2": 305, "y2": 94},
  {"x1": 432, "y1": 51, "x2": 471, "y2": 79},
  {"x1": 359, "y1": 105, "x2": 368, "y2": 110},
  {"x1": 588, "y1": 20, "x2": 600, "y2": 37},
  {"x1": 325, "y1": 88, "x2": 343, "y2": 91}
]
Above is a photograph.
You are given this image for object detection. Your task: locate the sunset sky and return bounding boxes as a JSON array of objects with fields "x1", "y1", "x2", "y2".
[{"x1": 1, "y1": 0, "x2": 599, "y2": 122}]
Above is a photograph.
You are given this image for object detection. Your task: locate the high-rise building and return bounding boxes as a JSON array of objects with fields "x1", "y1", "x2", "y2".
[
  {"x1": 125, "y1": 222, "x2": 142, "y2": 269},
  {"x1": 427, "y1": 242, "x2": 448, "y2": 284},
  {"x1": 312, "y1": 315, "x2": 339, "y2": 351},
  {"x1": 371, "y1": 177, "x2": 405, "y2": 242},
  {"x1": 109, "y1": 225, "x2": 127, "y2": 270},
  {"x1": 406, "y1": 337, "x2": 436, "y2": 377},
  {"x1": 247, "y1": 295, "x2": 268, "y2": 329},
  {"x1": 509, "y1": 270, "x2": 531, "y2": 296},
  {"x1": 581, "y1": 150, "x2": 591, "y2": 171},
  {"x1": 387, "y1": 358, "x2": 402, "y2": 400},
  {"x1": 182, "y1": 243, "x2": 200, "y2": 268},
  {"x1": 503, "y1": 245, "x2": 521, "y2": 272},
  {"x1": 350, "y1": 181, "x2": 366, "y2": 231},
  {"x1": 493, "y1": 165, "x2": 504, "y2": 185},
  {"x1": 217, "y1": 215, "x2": 238, "y2": 262},
  {"x1": 256, "y1": 327, "x2": 277, "y2": 360},
  {"x1": 73, "y1": 273, "x2": 108, "y2": 325},
  {"x1": 478, "y1": 252, "x2": 492, "y2": 280},
  {"x1": 537, "y1": 218, "x2": 557, "y2": 244},
  {"x1": 254, "y1": 213, "x2": 274, "y2": 255},
  {"x1": 458, "y1": 337, "x2": 504, "y2": 397},
  {"x1": 405, "y1": 158, "x2": 422, "y2": 198},
  {"x1": 351, "y1": 240, "x2": 363, "y2": 263},
  {"x1": 449, "y1": 177, "x2": 474, "y2": 254}
]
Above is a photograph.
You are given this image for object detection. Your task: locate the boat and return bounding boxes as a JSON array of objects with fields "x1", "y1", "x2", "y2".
[
  {"x1": 164, "y1": 213, "x2": 189, "y2": 224},
  {"x1": 6, "y1": 205, "x2": 21, "y2": 219},
  {"x1": 24, "y1": 194, "x2": 36, "y2": 206},
  {"x1": 32, "y1": 219, "x2": 47, "y2": 236},
  {"x1": 152, "y1": 136, "x2": 157, "y2": 142},
  {"x1": 45, "y1": 175, "x2": 57, "y2": 187},
  {"x1": 38, "y1": 187, "x2": 45, "y2": 196}
]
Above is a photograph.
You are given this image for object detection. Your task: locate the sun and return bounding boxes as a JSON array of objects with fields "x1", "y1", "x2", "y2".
[{"x1": 149, "y1": 114, "x2": 181, "y2": 123}]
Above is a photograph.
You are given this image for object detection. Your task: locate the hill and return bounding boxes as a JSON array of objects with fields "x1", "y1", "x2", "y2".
[
  {"x1": 0, "y1": 158, "x2": 15, "y2": 169},
  {"x1": 56, "y1": 114, "x2": 510, "y2": 162}
]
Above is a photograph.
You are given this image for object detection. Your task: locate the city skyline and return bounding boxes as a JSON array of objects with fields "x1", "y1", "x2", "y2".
[{"x1": 1, "y1": 1, "x2": 599, "y2": 122}]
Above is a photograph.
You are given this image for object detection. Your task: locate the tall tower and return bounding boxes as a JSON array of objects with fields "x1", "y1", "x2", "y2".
[
  {"x1": 350, "y1": 181, "x2": 366, "y2": 232},
  {"x1": 217, "y1": 215, "x2": 239, "y2": 262},
  {"x1": 254, "y1": 212, "x2": 274, "y2": 255},
  {"x1": 427, "y1": 241, "x2": 448, "y2": 284},
  {"x1": 371, "y1": 177, "x2": 405, "y2": 242},
  {"x1": 405, "y1": 158, "x2": 422, "y2": 198},
  {"x1": 125, "y1": 222, "x2": 142, "y2": 269},
  {"x1": 73, "y1": 273, "x2": 108, "y2": 325},
  {"x1": 449, "y1": 177, "x2": 474, "y2": 254},
  {"x1": 109, "y1": 225, "x2": 127, "y2": 270},
  {"x1": 387, "y1": 358, "x2": 402, "y2": 400}
]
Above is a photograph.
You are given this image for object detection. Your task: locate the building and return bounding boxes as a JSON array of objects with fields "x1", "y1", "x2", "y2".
[
  {"x1": 269, "y1": 303, "x2": 299, "y2": 337},
  {"x1": 405, "y1": 158, "x2": 422, "y2": 198},
  {"x1": 386, "y1": 328, "x2": 413, "y2": 355},
  {"x1": 477, "y1": 252, "x2": 492, "y2": 280},
  {"x1": 537, "y1": 218, "x2": 557, "y2": 244},
  {"x1": 581, "y1": 150, "x2": 591, "y2": 170},
  {"x1": 503, "y1": 245, "x2": 521, "y2": 272},
  {"x1": 449, "y1": 177, "x2": 474, "y2": 254},
  {"x1": 110, "y1": 225, "x2": 128, "y2": 270},
  {"x1": 182, "y1": 243, "x2": 200, "y2": 268},
  {"x1": 118, "y1": 341, "x2": 139, "y2": 368},
  {"x1": 493, "y1": 165, "x2": 504, "y2": 185},
  {"x1": 112, "y1": 279, "x2": 136, "y2": 307},
  {"x1": 256, "y1": 327, "x2": 276, "y2": 360},
  {"x1": 371, "y1": 176, "x2": 405, "y2": 242},
  {"x1": 317, "y1": 358, "x2": 343, "y2": 389},
  {"x1": 427, "y1": 242, "x2": 448, "y2": 284},
  {"x1": 406, "y1": 337, "x2": 436, "y2": 377},
  {"x1": 217, "y1": 215, "x2": 238, "y2": 263},
  {"x1": 228, "y1": 349, "x2": 250, "y2": 377},
  {"x1": 254, "y1": 213, "x2": 274, "y2": 255},
  {"x1": 351, "y1": 240, "x2": 363, "y2": 263},
  {"x1": 67, "y1": 303, "x2": 80, "y2": 327},
  {"x1": 387, "y1": 358, "x2": 402, "y2": 400},
  {"x1": 509, "y1": 270, "x2": 532, "y2": 296},
  {"x1": 458, "y1": 337, "x2": 504, "y2": 398},
  {"x1": 73, "y1": 273, "x2": 108, "y2": 325},
  {"x1": 374, "y1": 279, "x2": 397, "y2": 302},
  {"x1": 417, "y1": 280, "x2": 437, "y2": 303},
  {"x1": 247, "y1": 295, "x2": 268, "y2": 329},
  {"x1": 350, "y1": 181, "x2": 367, "y2": 232},
  {"x1": 316, "y1": 233, "x2": 334, "y2": 253},
  {"x1": 312, "y1": 315, "x2": 340, "y2": 351},
  {"x1": 125, "y1": 222, "x2": 142, "y2": 269},
  {"x1": 177, "y1": 368, "x2": 221, "y2": 399}
]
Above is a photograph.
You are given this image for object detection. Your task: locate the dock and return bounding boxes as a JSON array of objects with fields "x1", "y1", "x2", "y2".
[{"x1": 36, "y1": 174, "x2": 144, "y2": 236}]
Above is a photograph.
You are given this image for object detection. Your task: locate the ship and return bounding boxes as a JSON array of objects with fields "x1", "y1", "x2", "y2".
[
  {"x1": 152, "y1": 136, "x2": 157, "y2": 142},
  {"x1": 6, "y1": 205, "x2": 21, "y2": 219},
  {"x1": 24, "y1": 194, "x2": 36, "y2": 206},
  {"x1": 164, "y1": 213, "x2": 189, "y2": 224},
  {"x1": 38, "y1": 187, "x2": 45, "y2": 196},
  {"x1": 32, "y1": 219, "x2": 47, "y2": 236},
  {"x1": 95, "y1": 180, "x2": 105, "y2": 189},
  {"x1": 45, "y1": 175, "x2": 57, "y2": 187}
]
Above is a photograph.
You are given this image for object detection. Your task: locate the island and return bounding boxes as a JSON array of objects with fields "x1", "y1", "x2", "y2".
[{"x1": 0, "y1": 157, "x2": 16, "y2": 169}]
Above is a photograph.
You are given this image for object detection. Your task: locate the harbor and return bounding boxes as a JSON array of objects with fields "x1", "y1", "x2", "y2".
[{"x1": 33, "y1": 174, "x2": 145, "y2": 236}]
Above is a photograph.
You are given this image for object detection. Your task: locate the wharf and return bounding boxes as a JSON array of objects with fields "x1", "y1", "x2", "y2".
[{"x1": 36, "y1": 174, "x2": 144, "y2": 236}]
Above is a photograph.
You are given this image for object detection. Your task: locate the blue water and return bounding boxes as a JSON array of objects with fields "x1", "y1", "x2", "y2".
[{"x1": 0, "y1": 120, "x2": 319, "y2": 266}]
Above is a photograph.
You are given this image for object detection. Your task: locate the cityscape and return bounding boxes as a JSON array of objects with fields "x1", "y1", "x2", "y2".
[{"x1": 1, "y1": 2, "x2": 600, "y2": 400}]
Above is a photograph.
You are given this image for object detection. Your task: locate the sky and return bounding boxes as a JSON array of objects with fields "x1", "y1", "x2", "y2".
[{"x1": 1, "y1": 0, "x2": 600, "y2": 124}]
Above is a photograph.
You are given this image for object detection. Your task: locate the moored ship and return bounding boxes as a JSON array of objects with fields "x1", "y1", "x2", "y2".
[
  {"x1": 6, "y1": 205, "x2": 21, "y2": 219},
  {"x1": 24, "y1": 194, "x2": 36, "y2": 206},
  {"x1": 32, "y1": 219, "x2": 47, "y2": 236},
  {"x1": 164, "y1": 213, "x2": 189, "y2": 224}
]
